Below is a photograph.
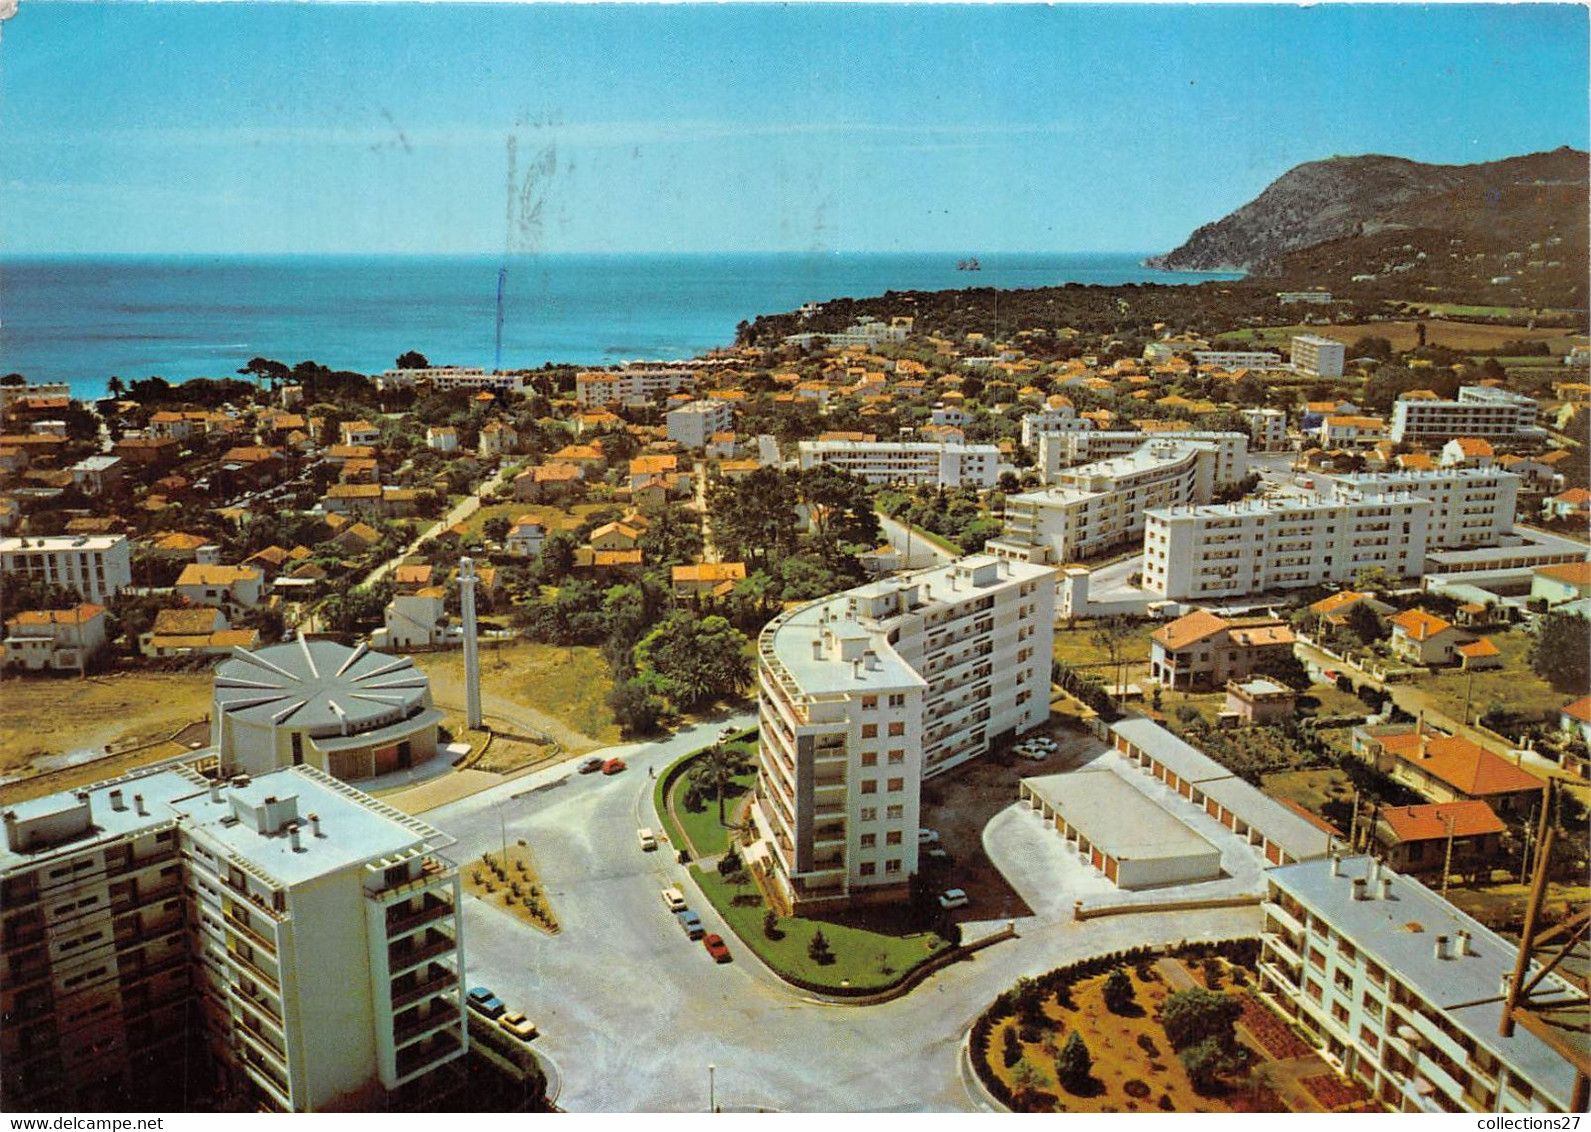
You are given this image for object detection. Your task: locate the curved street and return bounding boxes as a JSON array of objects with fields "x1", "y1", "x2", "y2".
[{"x1": 419, "y1": 717, "x2": 1260, "y2": 1112}]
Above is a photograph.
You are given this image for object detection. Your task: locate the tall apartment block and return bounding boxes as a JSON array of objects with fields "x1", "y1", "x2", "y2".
[
  {"x1": 992, "y1": 438, "x2": 1239, "y2": 566},
  {"x1": 575, "y1": 365, "x2": 698, "y2": 407},
  {"x1": 0, "y1": 535, "x2": 133, "y2": 605},
  {"x1": 665, "y1": 399, "x2": 734, "y2": 449},
  {"x1": 1260, "y1": 855, "x2": 1582, "y2": 1112},
  {"x1": 1291, "y1": 334, "x2": 1347, "y2": 378},
  {"x1": 796, "y1": 439, "x2": 1001, "y2": 488},
  {"x1": 1143, "y1": 494, "x2": 1434, "y2": 601},
  {"x1": 1035, "y1": 430, "x2": 1248, "y2": 485},
  {"x1": 1, "y1": 765, "x2": 465, "y2": 1112},
  {"x1": 1316, "y1": 468, "x2": 1521, "y2": 550},
  {"x1": 750, "y1": 555, "x2": 1055, "y2": 911},
  {"x1": 1390, "y1": 386, "x2": 1544, "y2": 445}
]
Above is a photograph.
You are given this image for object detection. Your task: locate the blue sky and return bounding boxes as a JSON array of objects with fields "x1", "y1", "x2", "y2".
[{"x1": 1, "y1": 3, "x2": 1586, "y2": 255}]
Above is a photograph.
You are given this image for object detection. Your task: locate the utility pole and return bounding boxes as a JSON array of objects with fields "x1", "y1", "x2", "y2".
[{"x1": 1441, "y1": 811, "x2": 1456, "y2": 899}]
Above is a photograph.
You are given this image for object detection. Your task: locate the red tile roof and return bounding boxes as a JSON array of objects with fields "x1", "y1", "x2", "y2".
[{"x1": 1381, "y1": 800, "x2": 1505, "y2": 843}]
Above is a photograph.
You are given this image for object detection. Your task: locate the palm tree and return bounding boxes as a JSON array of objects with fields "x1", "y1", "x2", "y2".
[
  {"x1": 689, "y1": 744, "x2": 748, "y2": 826},
  {"x1": 106, "y1": 375, "x2": 126, "y2": 399}
]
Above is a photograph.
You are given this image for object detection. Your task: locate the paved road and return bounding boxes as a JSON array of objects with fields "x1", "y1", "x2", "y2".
[
  {"x1": 358, "y1": 463, "x2": 513, "y2": 589},
  {"x1": 418, "y1": 715, "x2": 1260, "y2": 1112},
  {"x1": 875, "y1": 513, "x2": 958, "y2": 569}
]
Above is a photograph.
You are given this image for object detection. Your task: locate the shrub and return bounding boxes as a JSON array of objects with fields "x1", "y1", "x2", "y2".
[
  {"x1": 762, "y1": 909, "x2": 782, "y2": 939},
  {"x1": 717, "y1": 848, "x2": 742, "y2": 878},
  {"x1": 1124, "y1": 1079, "x2": 1152, "y2": 1099},
  {"x1": 1055, "y1": 1031, "x2": 1093, "y2": 1094},
  {"x1": 1161, "y1": 988, "x2": 1243, "y2": 1052},
  {"x1": 1002, "y1": 1024, "x2": 1022, "y2": 1069},
  {"x1": 1202, "y1": 957, "x2": 1225, "y2": 990},
  {"x1": 1180, "y1": 1037, "x2": 1239, "y2": 1096},
  {"x1": 1104, "y1": 967, "x2": 1135, "y2": 1014},
  {"x1": 807, "y1": 929, "x2": 834, "y2": 966}
]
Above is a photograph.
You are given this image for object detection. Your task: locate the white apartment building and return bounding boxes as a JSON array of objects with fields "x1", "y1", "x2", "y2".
[
  {"x1": 1036, "y1": 430, "x2": 1248, "y2": 485},
  {"x1": 1277, "y1": 291, "x2": 1334, "y2": 305},
  {"x1": 1242, "y1": 408, "x2": 1289, "y2": 450},
  {"x1": 1192, "y1": 350, "x2": 1284, "y2": 370},
  {"x1": 0, "y1": 765, "x2": 466, "y2": 1113},
  {"x1": 1143, "y1": 494, "x2": 1433, "y2": 601},
  {"x1": 0, "y1": 381, "x2": 72, "y2": 417},
  {"x1": 782, "y1": 319, "x2": 910, "y2": 351},
  {"x1": 993, "y1": 439, "x2": 1231, "y2": 565},
  {"x1": 1292, "y1": 334, "x2": 1347, "y2": 378},
  {"x1": 666, "y1": 399, "x2": 734, "y2": 449},
  {"x1": 0, "y1": 534, "x2": 133, "y2": 605},
  {"x1": 1019, "y1": 406, "x2": 1089, "y2": 449},
  {"x1": 1316, "y1": 468, "x2": 1520, "y2": 550},
  {"x1": 797, "y1": 439, "x2": 1001, "y2": 488},
  {"x1": 575, "y1": 365, "x2": 698, "y2": 407},
  {"x1": 376, "y1": 367, "x2": 524, "y2": 394},
  {"x1": 751, "y1": 556, "x2": 1055, "y2": 911},
  {"x1": 1390, "y1": 386, "x2": 1543, "y2": 445},
  {"x1": 1260, "y1": 856, "x2": 1581, "y2": 1113}
]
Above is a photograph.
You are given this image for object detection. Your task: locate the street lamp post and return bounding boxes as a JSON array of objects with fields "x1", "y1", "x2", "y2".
[{"x1": 708, "y1": 1064, "x2": 716, "y2": 1113}]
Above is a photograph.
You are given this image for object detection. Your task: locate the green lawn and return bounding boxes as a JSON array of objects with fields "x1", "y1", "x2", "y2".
[
  {"x1": 458, "y1": 500, "x2": 609, "y2": 540},
  {"x1": 1051, "y1": 620, "x2": 1158, "y2": 671},
  {"x1": 670, "y1": 760, "x2": 758, "y2": 858},
  {"x1": 691, "y1": 867, "x2": 948, "y2": 991},
  {"x1": 1406, "y1": 629, "x2": 1564, "y2": 726},
  {"x1": 1263, "y1": 768, "x2": 1355, "y2": 817}
]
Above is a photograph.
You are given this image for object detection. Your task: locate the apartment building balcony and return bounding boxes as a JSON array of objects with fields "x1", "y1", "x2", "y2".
[
  {"x1": 1261, "y1": 899, "x2": 1306, "y2": 937},
  {"x1": 365, "y1": 854, "x2": 454, "y2": 904},
  {"x1": 109, "y1": 878, "x2": 183, "y2": 917},
  {"x1": 385, "y1": 893, "x2": 455, "y2": 940},
  {"x1": 229, "y1": 982, "x2": 285, "y2": 1032},
  {"x1": 394, "y1": 1003, "x2": 461, "y2": 1049},
  {"x1": 388, "y1": 929, "x2": 456, "y2": 976},
  {"x1": 1261, "y1": 927, "x2": 1304, "y2": 969},
  {"x1": 224, "y1": 910, "x2": 278, "y2": 956},
  {"x1": 812, "y1": 772, "x2": 846, "y2": 793},
  {"x1": 225, "y1": 946, "x2": 281, "y2": 992},
  {"x1": 391, "y1": 964, "x2": 458, "y2": 1011},
  {"x1": 236, "y1": 1044, "x2": 292, "y2": 1110},
  {"x1": 395, "y1": 1028, "x2": 462, "y2": 1083}
]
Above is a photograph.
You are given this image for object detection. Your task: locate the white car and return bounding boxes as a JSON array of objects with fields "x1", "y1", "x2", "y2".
[
  {"x1": 1015, "y1": 745, "x2": 1048, "y2": 762},
  {"x1": 917, "y1": 828, "x2": 940, "y2": 846},
  {"x1": 1027, "y1": 736, "x2": 1058, "y2": 751},
  {"x1": 660, "y1": 887, "x2": 688, "y2": 913},
  {"x1": 938, "y1": 889, "x2": 970, "y2": 910},
  {"x1": 637, "y1": 827, "x2": 658, "y2": 851}
]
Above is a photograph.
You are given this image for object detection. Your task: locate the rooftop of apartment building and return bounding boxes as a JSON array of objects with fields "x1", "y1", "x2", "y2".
[
  {"x1": 2, "y1": 764, "x2": 448, "y2": 889},
  {"x1": 765, "y1": 554, "x2": 1052, "y2": 697},
  {"x1": 1271, "y1": 855, "x2": 1578, "y2": 1107}
]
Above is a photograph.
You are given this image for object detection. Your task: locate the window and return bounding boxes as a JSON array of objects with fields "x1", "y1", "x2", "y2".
[
  {"x1": 860, "y1": 752, "x2": 877, "y2": 767},
  {"x1": 860, "y1": 780, "x2": 878, "y2": 795},
  {"x1": 861, "y1": 695, "x2": 878, "y2": 710},
  {"x1": 888, "y1": 750, "x2": 905, "y2": 765},
  {"x1": 859, "y1": 862, "x2": 876, "y2": 877},
  {"x1": 1305, "y1": 979, "x2": 1323, "y2": 1003},
  {"x1": 859, "y1": 834, "x2": 876, "y2": 849},
  {"x1": 1359, "y1": 1026, "x2": 1379, "y2": 1052},
  {"x1": 886, "y1": 804, "x2": 904, "y2": 820},
  {"x1": 859, "y1": 807, "x2": 876, "y2": 822},
  {"x1": 1334, "y1": 970, "x2": 1353, "y2": 994},
  {"x1": 1362, "y1": 993, "x2": 1383, "y2": 1020},
  {"x1": 885, "y1": 831, "x2": 902, "y2": 846},
  {"x1": 1331, "y1": 1002, "x2": 1350, "y2": 1026},
  {"x1": 888, "y1": 721, "x2": 905, "y2": 737},
  {"x1": 885, "y1": 859, "x2": 902, "y2": 875},
  {"x1": 887, "y1": 778, "x2": 904, "y2": 793},
  {"x1": 861, "y1": 724, "x2": 878, "y2": 739},
  {"x1": 1308, "y1": 947, "x2": 1326, "y2": 971},
  {"x1": 888, "y1": 694, "x2": 906, "y2": 708}
]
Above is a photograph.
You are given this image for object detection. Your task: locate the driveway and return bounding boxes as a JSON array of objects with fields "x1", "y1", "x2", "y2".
[
  {"x1": 875, "y1": 512, "x2": 957, "y2": 569},
  {"x1": 419, "y1": 717, "x2": 1260, "y2": 1112}
]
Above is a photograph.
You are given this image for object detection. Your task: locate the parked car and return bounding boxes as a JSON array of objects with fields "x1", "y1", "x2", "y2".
[
  {"x1": 923, "y1": 847, "x2": 950, "y2": 862},
  {"x1": 702, "y1": 933, "x2": 732, "y2": 963},
  {"x1": 660, "y1": 887, "x2": 688, "y2": 913},
  {"x1": 577, "y1": 756, "x2": 605, "y2": 774},
  {"x1": 637, "y1": 827, "x2": 658, "y2": 851},
  {"x1": 498, "y1": 1011, "x2": 538, "y2": 1041},
  {"x1": 719, "y1": 725, "x2": 740, "y2": 741},
  {"x1": 1015, "y1": 745, "x2": 1048, "y2": 762},
  {"x1": 938, "y1": 889, "x2": 970, "y2": 910},
  {"x1": 676, "y1": 910, "x2": 705, "y2": 939},
  {"x1": 602, "y1": 758, "x2": 627, "y2": 775},
  {"x1": 917, "y1": 828, "x2": 940, "y2": 846},
  {"x1": 467, "y1": 986, "x2": 506, "y2": 1018}
]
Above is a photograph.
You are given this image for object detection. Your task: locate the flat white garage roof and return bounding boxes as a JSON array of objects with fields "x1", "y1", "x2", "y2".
[{"x1": 1023, "y1": 769, "x2": 1220, "y2": 865}]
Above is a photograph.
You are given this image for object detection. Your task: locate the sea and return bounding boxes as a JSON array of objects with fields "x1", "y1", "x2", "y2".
[{"x1": 0, "y1": 253, "x2": 1240, "y2": 402}]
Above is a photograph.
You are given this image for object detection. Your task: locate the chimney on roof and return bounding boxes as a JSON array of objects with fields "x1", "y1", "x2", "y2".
[
  {"x1": 109, "y1": 789, "x2": 126, "y2": 812},
  {"x1": 1455, "y1": 929, "x2": 1471, "y2": 956},
  {"x1": 1351, "y1": 878, "x2": 1368, "y2": 901},
  {"x1": 1329, "y1": 852, "x2": 1341, "y2": 877},
  {"x1": 288, "y1": 823, "x2": 304, "y2": 853},
  {"x1": 1434, "y1": 934, "x2": 1450, "y2": 960},
  {"x1": 309, "y1": 813, "x2": 322, "y2": 838},
  {"x1": 1379, "y1": 876, "x2": 1392, "y2": 901},
  {"x1": 133, "y1": 794, "x2": 146, "y2": 816},
  {"x1": 209, "y1": 780, "x2": 223, "y2": 803}
]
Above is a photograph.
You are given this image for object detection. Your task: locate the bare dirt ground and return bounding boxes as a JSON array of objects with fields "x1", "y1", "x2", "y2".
[{"x1": 0, "y1": 669, "x2": 214, "y2": 801}]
